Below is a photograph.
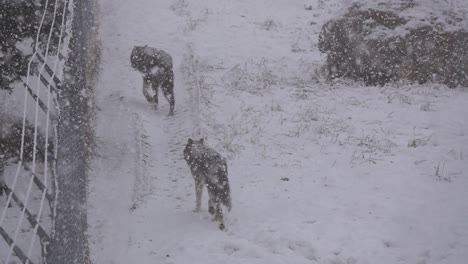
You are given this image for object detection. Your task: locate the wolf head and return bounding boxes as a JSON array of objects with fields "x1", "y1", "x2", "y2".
[
  {"x1": 131, "y1": 45, "x2": 173, "y2": 74},
  {"x1": 183, "y1": 138, "x2": 204, "y2": 163},
  {"x1": 130, "y1": 46, "x2": 146, "y2": 72}
]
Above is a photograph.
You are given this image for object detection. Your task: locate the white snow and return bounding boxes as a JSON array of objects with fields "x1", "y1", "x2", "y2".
[{"x1": 89, "y1": 0, "x2": 468, "y2": 264}]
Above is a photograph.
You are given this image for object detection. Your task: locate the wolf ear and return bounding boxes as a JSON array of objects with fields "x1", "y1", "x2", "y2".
[
  {"x1": 200, "y1": 138, "x2": 204, "y2": 144},
  {"x1": 188, "y1": 138, "x2": 193, "y2": 144}
]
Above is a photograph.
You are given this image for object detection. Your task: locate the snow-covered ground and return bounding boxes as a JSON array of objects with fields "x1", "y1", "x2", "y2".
[{"x1": 89, "y1": 0, "x2": 468, "y2": 264}]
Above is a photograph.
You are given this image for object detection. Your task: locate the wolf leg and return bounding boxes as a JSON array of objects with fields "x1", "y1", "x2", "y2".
[
  {"x1": 208, "y1": 195, "x2": 215, "y2": 215},
  {"x1": 215, "y1": 203, "x2": 225, "y2": 230},
  {"x1": 151, "y1": 77, "x2": 159, "y2": 110},
  {"x1": 207, "y1": 187, "x2": 225, "y2": 230},
  {"x1": 142, "y1": 75, "x2": 156, "y2": 107},
  {"x1": 162, "y1": 87, "x2": 175, "y2": 116},
  {"x1": 194, "y1": 176, "x2": 204, "y2": 212},
  {"x1": 162, "y1": 71, "x2": 175, "y2": 115}
]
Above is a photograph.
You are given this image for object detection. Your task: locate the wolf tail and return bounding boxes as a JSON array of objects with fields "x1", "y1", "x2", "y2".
[{"x1": 219, "y1": 160, "x2": 232, "y2": 211}]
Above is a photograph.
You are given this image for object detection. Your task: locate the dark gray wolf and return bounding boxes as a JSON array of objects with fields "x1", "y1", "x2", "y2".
[
  {"x1": 183, "y1": 138, "x2": 232, "y2": 230},
  {"x1": 130, "y1": 45, "x2": 175, "y2": 115}
]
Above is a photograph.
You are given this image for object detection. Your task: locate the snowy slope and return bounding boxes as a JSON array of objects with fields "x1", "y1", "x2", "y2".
[{"x1": 89, "y1": 0, "x2": 468, "y2": 264}]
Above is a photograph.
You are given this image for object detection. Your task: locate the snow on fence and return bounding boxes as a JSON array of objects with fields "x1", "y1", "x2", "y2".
[
  {"x1": 1, "y1": 0, "x2": 99, "y2": 263},
  {"x1": 0, "y1": 0, "x2": 70, "y2": 263},
  {"x1": 47, "y1": 0, "x2": 99, "y2": 262}
]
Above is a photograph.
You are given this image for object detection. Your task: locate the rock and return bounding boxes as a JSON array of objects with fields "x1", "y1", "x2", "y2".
[{"x1": 319, "y1": 2, "x2": 468, "y2": 87}]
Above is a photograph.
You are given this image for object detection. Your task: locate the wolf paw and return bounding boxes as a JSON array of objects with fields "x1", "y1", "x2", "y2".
[
  {"x1": 208, "y1": 206, "x2": 215, "y2": 215},
  {"x1": 219, "y1": 223, "x2": 225, "y2": 231},
  {"x1": 129, "y1": 203, "x2": 138, "y2": 211}
]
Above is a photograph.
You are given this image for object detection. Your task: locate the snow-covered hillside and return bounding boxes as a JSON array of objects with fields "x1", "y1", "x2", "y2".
[{"x1": 89, "y1": 0, "x2": 468, "y2": 263}]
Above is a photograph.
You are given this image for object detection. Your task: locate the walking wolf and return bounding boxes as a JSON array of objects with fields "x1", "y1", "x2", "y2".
[
  {"x1": 183, "y1": 138, "x2": 232, "y2": 230},
  {"x1": 130, "y1": 45, "x2": 175, "y2": 115}
]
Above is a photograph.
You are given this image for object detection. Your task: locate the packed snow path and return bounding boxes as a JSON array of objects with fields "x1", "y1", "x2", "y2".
[
  {"x1": 88, "y1": 0, "x2": 196, "y2": 262},
  {"x1": 89, "y1": 1, "x2": 468, "y2": 264}
]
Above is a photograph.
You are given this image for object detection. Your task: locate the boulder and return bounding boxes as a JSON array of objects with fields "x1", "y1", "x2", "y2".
[{"x1": 319, "y1": 2, "x2": 468, "y2": 87}]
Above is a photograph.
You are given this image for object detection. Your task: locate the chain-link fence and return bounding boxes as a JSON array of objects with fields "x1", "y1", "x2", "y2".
[{"x1": 47, "y1": 0, "x2": 99, "y2": 262}]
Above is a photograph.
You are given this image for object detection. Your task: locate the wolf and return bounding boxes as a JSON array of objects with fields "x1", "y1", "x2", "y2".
[
  {"x1": 130, "y1": 45, "x2": 175, "y2": 115},
  {"x1": 183, "y1": 138, "x2": 232, "y2": 230}
]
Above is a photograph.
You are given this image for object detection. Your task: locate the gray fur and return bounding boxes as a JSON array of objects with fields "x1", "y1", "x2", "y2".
[
  {"x1": 183, "y1": 138, "x2": 232, "y2": 230},
  {"x1": 130, "y1": 45, "x2": 175, "y2": 115}
]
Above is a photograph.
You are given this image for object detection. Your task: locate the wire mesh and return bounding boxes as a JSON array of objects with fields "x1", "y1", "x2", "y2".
[
  {"x1": 1, "y1": 0, "x2": 99, "y2": 261},
  {"x1": 46, "y1": 0, "x2": 99, "y2": 262},
  {"x1": 0, "y1": 0, "x2": 72, "y2": 263}
]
